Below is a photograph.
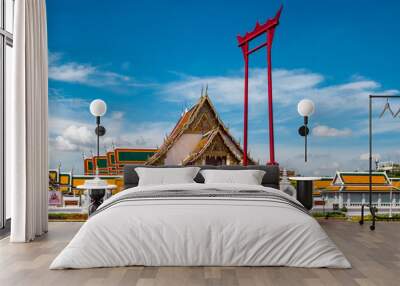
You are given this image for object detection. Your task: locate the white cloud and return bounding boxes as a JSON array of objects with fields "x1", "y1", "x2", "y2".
[
  {"x1": 49, "y1": 92, "x2": 89, "y2": 108},
  {"x1": 48, "y1": 52, "x2": 146, "y2": 88},
  {"x1": 313, "y1": 125, "x2": 352, "y2": 137},
  {"x1": 51, "y1": 125, "x2": 94, "y2": 152},
  {"x1": 161, "y1": 68, "x2": 398, "y2": 116},
  {"x1": 49, "y1": 62, "x2": 96, "y2": 83},
  {"x1": 162, "y1": 68, "x2": 323, "y2": 107},
  {"x1": 54, "y1": 136, "x2": 79, "y2": 152},
  {"x1": 62, "y1": 125, "x2": 93, "y2": 145},
  {"x1": 48, "y1": 106, "x2": 174, "y2": 172},
  {"x1": 249, "y1": 143, "x2": 372, "y2": 176},
  {"x1": 50, "y1": 115, "x2": 172, "y2": 153},
  {"x1": 360, "y1": 153, "x2": 381, "y2": 161}
]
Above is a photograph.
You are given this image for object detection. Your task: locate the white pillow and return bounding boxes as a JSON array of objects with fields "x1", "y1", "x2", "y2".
[
  {"x1": 135, "y1": 167, "x2": 200, "y2": 186},
  {"x1": 200, "y1": 169, "x2": 266, "y2": 185}
]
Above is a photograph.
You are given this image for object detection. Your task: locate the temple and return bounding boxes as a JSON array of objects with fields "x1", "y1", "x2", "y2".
[
  {"x1": 80, "y1": 93, "x2": 252, "y2": 175},
  {"x1": 146, "y1": 94, "x2": 254, "y2": 166}
]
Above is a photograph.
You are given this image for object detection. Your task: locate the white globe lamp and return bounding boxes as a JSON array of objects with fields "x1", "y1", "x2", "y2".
[
  {"x1": 89, "y1": 99, "x2": 108, "y2": 162},
  {"x1": 82, "y1": 99, "x2": 109, "y2": 215},
  {"x1": 90, "y1": 99, "x2": 107, "y2": 117},
  {"x1": 297, "y1": 99, "x2": 315, "y2": 117},
  {"x1": 297, "y1": 99, "x2": 315, "y2": 162}
]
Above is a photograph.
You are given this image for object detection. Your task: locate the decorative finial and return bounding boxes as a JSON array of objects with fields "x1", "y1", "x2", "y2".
[
  {"x1": 201, "y1": 85, "x2": 204, "y2": 97},
  {"x1": 205, "y1": 84, "x2": 208, "y2": 96}
]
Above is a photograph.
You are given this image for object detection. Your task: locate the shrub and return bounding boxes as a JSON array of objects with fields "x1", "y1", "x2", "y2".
[
  {"x1": 49, "y1": 213, "x2": 88, "y2": 221},
  {"x1": 312, "y1": 212, "x2": 346, "y2": 218}
]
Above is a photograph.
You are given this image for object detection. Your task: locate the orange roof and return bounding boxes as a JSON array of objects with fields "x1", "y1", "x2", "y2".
[
  {"x1": 340, "y1": 174, "x2": 388, "y2": 185},
  {"x1": 392, "y1": 179, "x2": 400, "y2": 188},
  {"x1": 313, "y1": 178, "x2": 333, "y2": 190},
  {"x1": 325, "y1": 185, "x2": 398, "y2": 192},
  {"x1": 320, "y1": 172, "x2": 400, "y2": 193}
]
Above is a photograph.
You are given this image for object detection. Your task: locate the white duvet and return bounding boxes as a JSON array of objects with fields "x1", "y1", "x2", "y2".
[{"x1": 50, "y1": 183, "x2": 351, "y2": 269}]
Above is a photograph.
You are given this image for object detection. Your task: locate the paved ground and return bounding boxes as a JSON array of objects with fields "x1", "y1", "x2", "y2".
[{"x1": 0, "y1": 221, "x2": 399, "y2": 286}]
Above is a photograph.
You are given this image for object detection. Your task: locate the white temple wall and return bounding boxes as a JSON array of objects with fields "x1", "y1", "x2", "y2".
[{"x1": 165, "y1": 134, "x2": 203, "y2": 165}]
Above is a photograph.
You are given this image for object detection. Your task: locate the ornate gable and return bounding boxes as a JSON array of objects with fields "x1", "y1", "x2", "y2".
[
  {"x1": 182, "y1": 128, "x2": 241, "y2": 165},
  {"x1": 191, "y1": 111, "x2": 216, "y2": 134}
]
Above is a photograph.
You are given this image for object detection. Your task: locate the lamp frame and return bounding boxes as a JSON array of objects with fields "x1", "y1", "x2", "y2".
[{"x1": 359, "y1": 94, "x2": 400, "y2": 231}]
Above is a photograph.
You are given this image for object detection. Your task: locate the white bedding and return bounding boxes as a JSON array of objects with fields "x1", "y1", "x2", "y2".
[{"x1": 50, "y1": 183, "x2": 351, "y2": 269}]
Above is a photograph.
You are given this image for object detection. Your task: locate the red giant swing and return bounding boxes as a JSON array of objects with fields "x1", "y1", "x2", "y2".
[{"x1": 237, "y1": 6, "x2": 282, "y2": 166}]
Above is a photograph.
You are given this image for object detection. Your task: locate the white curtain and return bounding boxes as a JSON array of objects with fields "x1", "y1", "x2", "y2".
[{"x1": 8, "y1": 0, "x2": 48, "y2": 242}]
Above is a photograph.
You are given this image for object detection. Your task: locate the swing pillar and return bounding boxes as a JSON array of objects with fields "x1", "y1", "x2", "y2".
[
  {"x1": 267, "y1": 28, "x2": 276, "y2": 165},
  {"x1": 237, "y1": 6, "x2": 282, "y2": 166}
]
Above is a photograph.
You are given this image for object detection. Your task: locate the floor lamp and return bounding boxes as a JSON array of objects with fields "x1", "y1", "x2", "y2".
[{"x1": 359, "y1": 94, "x2": 400, "y2": 231}]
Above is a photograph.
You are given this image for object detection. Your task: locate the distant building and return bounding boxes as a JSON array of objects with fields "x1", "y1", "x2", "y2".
[
  {"x1": 146, "y1": 94, "x2": 254, "y2": 166},
  {"x1": 377, "y1": 161, "x2": 400, "y2": 176},
  {"x1": 313, "y1": 177, "x2": 333, "y2": 196},
  {"x1": 319, "y1": 171, "x2": 400, "y2": 210},
  {"x1": 84, "y1": 148, "x2": 159, "y2": 175}
]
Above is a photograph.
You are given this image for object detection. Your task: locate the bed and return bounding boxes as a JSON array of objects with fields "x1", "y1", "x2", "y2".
[{"x1": 50, "y1": 165, "x2": 351, "y2": 269}]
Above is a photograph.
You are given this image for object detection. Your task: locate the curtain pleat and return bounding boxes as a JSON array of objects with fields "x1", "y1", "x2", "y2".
[{"x1": 9, "y1": 0, "x2": 48, "y2": 243}]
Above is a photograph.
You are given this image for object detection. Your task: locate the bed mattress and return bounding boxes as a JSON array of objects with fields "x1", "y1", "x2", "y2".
[{"x1": 50, "y1": 183, "x2": 350, "y2": 269}]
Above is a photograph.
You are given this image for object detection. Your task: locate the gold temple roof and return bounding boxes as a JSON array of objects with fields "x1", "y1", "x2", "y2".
[{"x1": 146, "y1": 95, "x2": 254, "y2": 165}]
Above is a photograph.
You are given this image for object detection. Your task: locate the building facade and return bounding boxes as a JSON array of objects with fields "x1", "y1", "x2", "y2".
[{"x1": 319, "y1": 172, "x2": 400, "y2": 211}]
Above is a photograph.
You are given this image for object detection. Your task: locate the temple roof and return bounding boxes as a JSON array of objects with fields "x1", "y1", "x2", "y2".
[
  {"x1": 146, "y1": 95, "x2": 254, "y2": 165},
  {"x1": 321, "y1": 171, "x2": 400, "y2": 192},
  {"x1": 182, "y1": 127, "x2": 243, "y2": 165},
  {"x1": 333, "y1": 172, "x2": 391, "y2": 185}
]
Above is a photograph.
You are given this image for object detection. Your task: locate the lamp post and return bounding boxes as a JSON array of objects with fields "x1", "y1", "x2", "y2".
[
  {"x1": 82, "y1": 99, "x2": 109, "y2": 215},
  {"x1": 90, "y1": 99, "x2": 107, "y2": 176},
  {"x1": 297, "y1": 99, "x2": 315, "y2": 162}
]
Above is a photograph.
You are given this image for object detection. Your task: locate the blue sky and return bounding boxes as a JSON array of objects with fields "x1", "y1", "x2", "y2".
[{"x1": 47, "y1": 0, "x2": 400, "y2": 175}]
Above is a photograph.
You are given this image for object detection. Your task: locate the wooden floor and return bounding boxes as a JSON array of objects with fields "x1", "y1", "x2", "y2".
[{"x1": 0, "y1": 221, "x2": 399, "y2": 286}]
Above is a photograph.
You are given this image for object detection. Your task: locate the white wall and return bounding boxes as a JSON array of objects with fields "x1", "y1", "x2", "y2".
[{"x1": 165, "y1": 134, "x2": 202, "y2": 165}]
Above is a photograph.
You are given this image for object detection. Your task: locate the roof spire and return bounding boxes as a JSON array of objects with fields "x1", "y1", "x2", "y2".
[
  {"x1": 205, "y1": 84, "x2": 208, "y2": 96},
  {"x1": 200, "y1": 85, "x2": 204, "y2": 97}
]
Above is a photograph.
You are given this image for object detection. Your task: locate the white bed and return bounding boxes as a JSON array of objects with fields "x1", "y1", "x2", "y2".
[{"x1": 50, "y1": 183, "x2": 351, "y2": 269}]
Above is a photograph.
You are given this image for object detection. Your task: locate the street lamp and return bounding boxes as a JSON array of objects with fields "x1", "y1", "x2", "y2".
[
  {"x1": 81, "y1": 99, "x2": 108, "y2": 215},
  {"x1": 90, "y1": 99, "x2": 107, "y2": 175},
  {"x1": 297, "y1": 99, "x2": 315, "y2": 162}
]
